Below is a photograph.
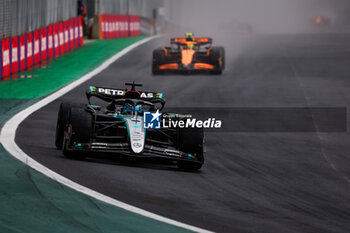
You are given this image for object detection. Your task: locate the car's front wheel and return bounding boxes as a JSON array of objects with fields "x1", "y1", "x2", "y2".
[
  {"x1": 55, "y1": 102, "x2": 86, "y2": 149},
  {"x1": 210, "y1": 46, "x2": 225, "y2": 74},
  {"x1": 152, "y1": 48, "x2": 166, "y2": 75},
  {"x1": 63, "y1": 107, "x2": 92, "y2": 160}
]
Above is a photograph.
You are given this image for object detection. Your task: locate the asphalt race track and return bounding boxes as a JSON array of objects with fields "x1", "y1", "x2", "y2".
[{"x1": 16, "y1": 35, "x2": 350, "y2": 233}]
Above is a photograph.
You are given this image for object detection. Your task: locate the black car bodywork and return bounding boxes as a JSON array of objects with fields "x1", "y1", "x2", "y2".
[{"x1": 55, "y1": 83, "x2": 204, "y2": 170}]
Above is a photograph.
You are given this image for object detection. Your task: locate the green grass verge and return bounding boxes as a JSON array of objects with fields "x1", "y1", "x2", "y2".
[
  {"x1": 0, "y1": 37, "x2": 194, "y2": 233},
  {"x1": 0, "y1": 36, "x2": 147, "y2": 99}
]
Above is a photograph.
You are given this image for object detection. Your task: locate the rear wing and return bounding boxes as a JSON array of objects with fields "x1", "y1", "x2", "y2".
[
  {"x1": 171, "y1": 37, "x2": 212, "y2": 46},
  {"x1": 86, "y1": 86, "x2": 164, "y2": 103}
]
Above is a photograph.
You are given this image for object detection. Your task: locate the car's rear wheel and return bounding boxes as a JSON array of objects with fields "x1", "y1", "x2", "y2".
[
  {"x1": 177, "y1": 127, "x2": 204, "y2": 171},
  {"x1": 63, "y1": 107, "x2": 92, "y2": 159},
  {"x1": 152, "y1": 48, "x2": 165, "y2": 75},
  {"x1": 55, "y1": 102, "x2": 85, "y2": 149},
  {"x1": 210, "y1": 46, "x2": 225, "y2": 74}
]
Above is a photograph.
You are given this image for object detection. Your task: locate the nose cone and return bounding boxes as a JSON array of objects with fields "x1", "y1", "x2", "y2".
[
  {"x1": 181, "y1": 49, "x2": 195, "y2": 65},
  {"x1": 125, "y1": 117, "x2": 145, "y2": 154}
]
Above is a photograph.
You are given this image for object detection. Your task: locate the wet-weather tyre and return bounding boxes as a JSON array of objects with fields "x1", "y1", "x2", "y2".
[
  {"x1": 210, "y1": 46, "x2": 225, "y2": 74},
  {"x1": 152, "y1": 49, "x2": 165, "y2": 75},
  {"x1": 55, "y1": 103, "x2": 74, "y2": 149},
  {"x1": 62, "y1": 107, "x2": 92, "y2": 160},
  {"x1": 55, "y1": 102, "x2": 86, "y2": 149}
]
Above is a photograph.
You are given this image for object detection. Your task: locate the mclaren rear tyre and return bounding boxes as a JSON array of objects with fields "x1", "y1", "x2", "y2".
[
  {"x1": 63, "y1": 107, "x2": 92, "y2": 160},
  {"x1": 210, "y1": 46, "x2": 225, "y2": 75},
  {"x1": 55, "y1": 102, "x2": 85, "y2": 149},
  {"x1": 177, "y1": 127, "x2": 205, "y2": 171},
  {"x1": 152, "y1": 49, "x2": 165, "y2": 75}
]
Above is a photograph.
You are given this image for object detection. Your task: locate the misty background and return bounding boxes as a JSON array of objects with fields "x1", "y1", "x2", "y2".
[{"x1": 163, "y1": 0, "x2": 350, "y2": 35}]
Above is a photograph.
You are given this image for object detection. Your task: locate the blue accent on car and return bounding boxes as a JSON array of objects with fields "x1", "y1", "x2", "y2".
[
  {"x1": 88, "y1": 105, "x2": 100, "y2": 108},
  {"x1": 123, "y1": 105, "x2": 143, "y2": 114},
  {"x1": 135, "y1": 105, "x2": 142, "y2": 112}
]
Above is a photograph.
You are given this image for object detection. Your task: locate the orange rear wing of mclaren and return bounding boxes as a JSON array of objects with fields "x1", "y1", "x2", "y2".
[{"x1": 171, "y1": 37, "x2": 212, "y2": 46}]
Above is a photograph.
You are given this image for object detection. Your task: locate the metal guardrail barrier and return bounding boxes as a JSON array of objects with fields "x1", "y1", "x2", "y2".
[
  {"x1": 96, "y1": 0, "x2": 163, "y2": 18},
  {"x1": 0, "y1": 0, "x2": 76, "y2": 39}
]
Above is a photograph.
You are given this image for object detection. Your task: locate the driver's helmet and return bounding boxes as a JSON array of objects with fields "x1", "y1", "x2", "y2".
[
  {"x1": 123, "y1": 104, "x2": 143, "y2": 114},
  {"x1": 188, "y1": 44, "x2": 195, "y2": 49},
  {"x1": 135, "y1": 105, "x2": 142, "y2": 113},
  {"x1": 185, "y1": 32, "x2": 194, "y2": 41}
]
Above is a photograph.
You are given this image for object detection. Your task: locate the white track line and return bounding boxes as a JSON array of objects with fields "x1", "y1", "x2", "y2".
[{"x1": 0, "y1": 36, "x2": 213, "y2": 233}]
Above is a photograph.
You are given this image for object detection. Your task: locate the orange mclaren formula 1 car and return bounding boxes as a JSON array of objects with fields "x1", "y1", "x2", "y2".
[{"x1": 152, "y1": 33, "x2": 225, "y2": 74}]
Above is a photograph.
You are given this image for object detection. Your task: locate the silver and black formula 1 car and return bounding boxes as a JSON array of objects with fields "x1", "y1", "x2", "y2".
[
  {"x1": 152, "y1": 33, "x2": 225, "y2": 74},
  {"x1": 55, "y1": 82, "x2": 204, "y2": 170}
]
